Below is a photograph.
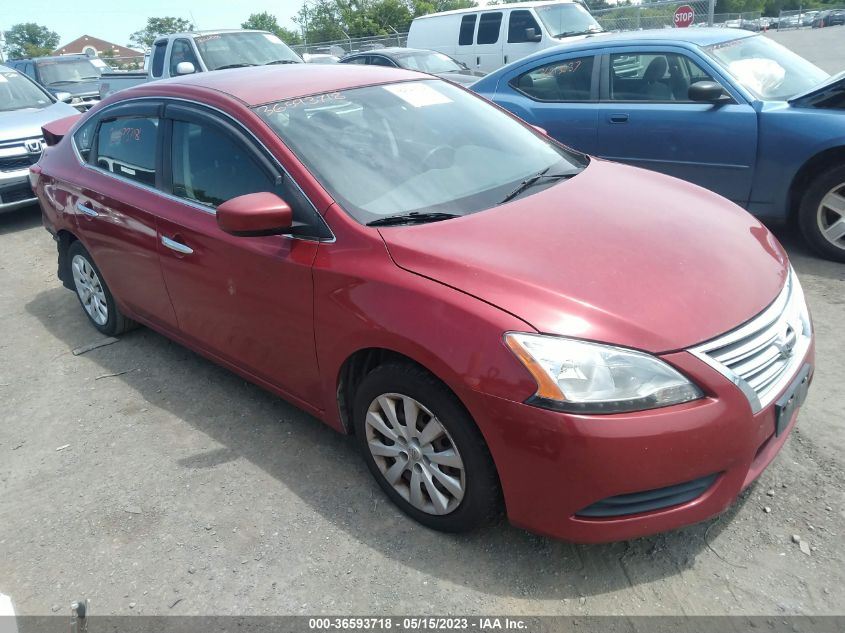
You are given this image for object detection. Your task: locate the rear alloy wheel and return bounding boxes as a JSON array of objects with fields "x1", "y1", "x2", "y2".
[
  {"x1": 67, "y1": 241, "x2": 137, "y2": 336},
  {"x1": 799, "y1": 165, "x2": 845, "y2": 263},
  {"x1": 353, "y1": 363, "x2": 502, "y2": 533}
]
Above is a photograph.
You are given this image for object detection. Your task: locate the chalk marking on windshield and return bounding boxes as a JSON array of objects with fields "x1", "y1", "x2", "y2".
[{"x1": 257, "y1": 92, "x2": 346, "y2": 114}]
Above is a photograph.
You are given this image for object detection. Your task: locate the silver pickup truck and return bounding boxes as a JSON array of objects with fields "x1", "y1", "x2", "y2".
[{"x1": 99, "y1": 29, "x2": 302, "y2": 98}]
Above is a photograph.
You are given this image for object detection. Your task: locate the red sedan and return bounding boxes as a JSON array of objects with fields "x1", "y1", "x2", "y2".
[{"x1": 32, "y1": 65, "x2": 814, "y2": 542}]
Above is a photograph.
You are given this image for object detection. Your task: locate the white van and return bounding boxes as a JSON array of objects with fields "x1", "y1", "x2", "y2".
[{"x1": 407, "y1": 0, "x2": 603, "y2": 74}]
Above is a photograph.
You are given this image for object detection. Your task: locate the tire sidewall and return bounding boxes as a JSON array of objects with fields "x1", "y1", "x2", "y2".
[
  {"x1": 352, "y1": 364, "x2": 500, "y2": 533},
  {"x1": 799, "y1": 165, "x2": 845, "y2": 263},
  {"x1": 67, "y1": 241, "x2": 122, "y2": 336}
]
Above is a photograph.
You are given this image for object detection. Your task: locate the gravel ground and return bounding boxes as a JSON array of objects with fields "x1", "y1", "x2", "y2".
[{"x1": 0, "y1": 205, "x2": 843, "y2": 617}]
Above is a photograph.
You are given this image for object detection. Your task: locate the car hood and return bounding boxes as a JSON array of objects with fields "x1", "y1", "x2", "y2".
[
  {"x1": 0, "y1": 101, "x2": 80, "y2": 142},
  {"x1": 378, "y1": 160, "x2": 788, "y2": 353},
  {"x1": 46, "y1": 79, "x2": 100, "y2": 97},
  {"x1": 789, "y1": 71, "x2": 845, "y2": 109}
]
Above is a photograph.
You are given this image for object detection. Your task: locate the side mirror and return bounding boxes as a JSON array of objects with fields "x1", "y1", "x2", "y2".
[
  {"x1": 175, "y1": 61, "x2": 196, "y2": 75},
  {"x1": 217, "y1": 192, "x2": 293, "y2": 237},
  {"x1": 55, "y1": 91, "x2": 73, "y2": 103},
  {"x1": 688, "y1": 80, "x2": 728, "y2": 103},
  {"x1": 525, "y1": 27, "x2": 542, "y2": 42}
]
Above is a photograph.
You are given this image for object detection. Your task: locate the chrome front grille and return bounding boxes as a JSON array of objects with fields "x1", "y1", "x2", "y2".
[
  {"x1": 689, "y1": 268, "x2": 812, "y2": 414},
  {"x1": 0, "y1": 137, "x2": 44, "y2": 172}
]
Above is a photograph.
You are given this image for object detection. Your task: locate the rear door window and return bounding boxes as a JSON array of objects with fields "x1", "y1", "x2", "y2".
[
  {"x1": 511, "y1": 56, "x2": 596, "y2": 101},
  {"x1": 459, "y1": 14, "x2": 477, "y2": 46},
  {"x1": 477, "y1": 12, "x2": 503, "y2": 45},
  {"x1": 94, "y1": 116, "x2": 159, "y2": 186}
]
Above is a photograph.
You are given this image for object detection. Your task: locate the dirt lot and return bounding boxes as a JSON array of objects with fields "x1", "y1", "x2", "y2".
[{"x1": 0, "y1": 202, "x2": 843, "y2": 617}]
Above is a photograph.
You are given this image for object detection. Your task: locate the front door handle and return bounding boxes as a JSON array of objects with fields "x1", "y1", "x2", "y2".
[
  {"x1": 608, "y1": 113, "x2": 629, "y2": 123},
  {"x1": 76, "y1": 202, "x2": 98, "y2": 217},
  {"x1": 161, "y1": 235, "x2": 193, "y2": 255}
]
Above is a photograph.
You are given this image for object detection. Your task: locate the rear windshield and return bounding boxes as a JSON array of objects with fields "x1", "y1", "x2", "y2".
[{"x1": 254, "y1": 79, "x2": 586, "y2": 225}]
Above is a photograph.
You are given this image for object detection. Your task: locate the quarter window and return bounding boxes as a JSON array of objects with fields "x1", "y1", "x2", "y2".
[
  {"x1": 73, "y1": 118, "x2": 98, "y2": 162},
  {"x1": 511, "y1": 56, "x2": 595, "y2": 101},
  {"x1": 94, "y1": 116, "x2": 159, "y2": 186},
  {"x1": 609, "y1": 52, "x2": 716, "y2": 102},
  {"x1": 459, "y1": 14, "x2": 477, "y2": 46},
  {"x1": 508, "y1": 10, "x2": 542, "y2": 43},
  {"x1": 477, "y1": 12, "x2": 503, "y2": 45},
  {"x1": 151, "y1": 41, "x2": 168, "y2": 78}
]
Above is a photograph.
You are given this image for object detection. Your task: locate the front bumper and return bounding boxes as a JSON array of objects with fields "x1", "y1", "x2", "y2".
[
  {"x1": 0, "y1": 169, "x2": 36, "y2": 212},
  {"x1": 463, "y1": 343, "x2": 814, "y2": 543}
]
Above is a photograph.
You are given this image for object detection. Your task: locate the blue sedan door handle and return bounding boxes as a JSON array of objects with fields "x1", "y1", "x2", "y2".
[{"x1": 608, "y1": 113, "x2": 629, "y2": 124}]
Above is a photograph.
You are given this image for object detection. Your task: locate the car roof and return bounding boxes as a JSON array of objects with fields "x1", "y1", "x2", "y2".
[
  {"x1": 156, "y1": 29, "x2": 272, "y2": 42},
  {"x1": 141, "y1": 63, "x2": 426, "y2": 106},
  {"x1": 509, "y1": 28, "x2": 755, "y2": 64},
  {"x1": 415, "y1": 0, "x2": 580, "y2": 19}
]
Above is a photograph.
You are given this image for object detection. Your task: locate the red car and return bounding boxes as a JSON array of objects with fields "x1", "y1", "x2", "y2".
[{"x1": 32, "y1": 65, "x2": 814, "y2": 542}]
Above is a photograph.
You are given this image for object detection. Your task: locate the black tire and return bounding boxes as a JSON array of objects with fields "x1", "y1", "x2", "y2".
[
  {"x1": 798, "y1": 164, "x2": 845, "y2": 263},
  {"x1": 67, "y1": 241, "x2": 137, "y2": 336},
  {"x1": 352, "y1": 362, "x2": 502, "y2": 533}
]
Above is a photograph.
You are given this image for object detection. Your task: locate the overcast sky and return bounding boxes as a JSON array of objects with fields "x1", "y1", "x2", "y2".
[{"x1": 2, "y1": 0, "x2": 309, "y2": 50}]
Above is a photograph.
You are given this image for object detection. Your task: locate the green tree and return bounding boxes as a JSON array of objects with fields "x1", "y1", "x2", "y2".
[
  {"x1": 294, "y1": 0, "x2": 347, "y2": 43},
  {"x1": 128, "y1": 17, "x2": 194, "y2": 49},
  {"x1": 411, "y1": 0, "x2": 477, "y2": 16},
  {"x1": 241, "y1": 11, "x2": 303, "y2": 45},
  {"x1": 4, "y1": 22, "x2": 60, "y2": 59}
]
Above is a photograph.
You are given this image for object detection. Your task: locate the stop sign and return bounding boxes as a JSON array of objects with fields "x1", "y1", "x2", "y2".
[{"x1": 674, "y1": 4, "x2": 695, "y2": 27}]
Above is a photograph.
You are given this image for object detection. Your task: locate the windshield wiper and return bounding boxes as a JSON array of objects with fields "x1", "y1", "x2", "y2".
[
  {"x1": 367, "y1": 212, "x2": 460, "y2": 227},
  {"x1": 215, "y1": 63, "x2": 257, "y2": 70},
  {"x1": 499, "y1": 168, "x2": 575, "y2": 204},
  {"x1": 47, "y1": 80, "x2": 81, "y2": 86},
  {"x1": 554, "y1": 28, "x2": 602, "y2": 38},
  {"x1": 265, "y1": 59, "x2": 298, "y2": 65}
]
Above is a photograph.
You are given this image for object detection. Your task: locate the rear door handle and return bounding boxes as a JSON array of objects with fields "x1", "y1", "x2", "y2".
[
  {"x1": 608, "y1": 113, "x2": 629, "y2": 123},
  {"x1": 161, "y1": 235, "x2": 193, "y2": 255},
  {"x1": 76, "y1": 202, "x2": 98, "y2": 217}
]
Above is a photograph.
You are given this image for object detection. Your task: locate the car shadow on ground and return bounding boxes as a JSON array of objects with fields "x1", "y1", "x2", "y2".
[
  {"x1": 0, "y1": 204, "x2": 41, "y2": 236},
  {"x1": 26, "y1": 285, "x2": 751, "y2": 600}
]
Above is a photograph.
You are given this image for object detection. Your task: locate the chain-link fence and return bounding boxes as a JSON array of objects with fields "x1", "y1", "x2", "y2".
[
  {"x1": 777, "y1": 6, "x2": 845, "y2": 29},
  {"x1": 592, "y1": 0, "x2": 706, "y2": 31},
  {"x1": 292, "y1": 32, "x2": 408, "y2": 57}
]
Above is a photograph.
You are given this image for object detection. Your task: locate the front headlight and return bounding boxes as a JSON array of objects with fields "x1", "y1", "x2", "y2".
[{"x1": 504, "y1": 333, "x2": 703, "y2": 414}]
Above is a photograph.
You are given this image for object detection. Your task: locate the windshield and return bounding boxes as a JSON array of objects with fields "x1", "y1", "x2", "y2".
[
  {"x1": 195, "y1": 32, "x2": 301, "y2": 70},
  {"x1": 255, "y1": 80, "x2": 586, "y2": 224},
  {"x1": 705, "y1": 35, "x2": 829, "y2": 100},
  {"x1": 535, "y1": 3, "x2": 602, "y2": 37},
  {"x1": 395, "y1": 52, "x2": 462, "y2": 74},
  {"x1": 0, "y1": 70, "x2": 53, "y2": 111},
  {"x1": 36, "y1": 59, "x2": 101, "y2": 85}
]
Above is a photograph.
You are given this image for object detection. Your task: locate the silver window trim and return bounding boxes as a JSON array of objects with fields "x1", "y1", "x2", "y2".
[{"x1": 69, "y1": 95, "x2": 335, "y2": 243}]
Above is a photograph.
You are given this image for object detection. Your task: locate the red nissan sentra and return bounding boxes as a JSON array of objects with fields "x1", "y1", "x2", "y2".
[{"x1": 32, "y1": 65, "x2": 814, "y2": 542}]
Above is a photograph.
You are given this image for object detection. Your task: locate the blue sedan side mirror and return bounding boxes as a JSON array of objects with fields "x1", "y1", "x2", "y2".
[{"x1": 689, "y1": 81, "x2": 729, "y2": 103}]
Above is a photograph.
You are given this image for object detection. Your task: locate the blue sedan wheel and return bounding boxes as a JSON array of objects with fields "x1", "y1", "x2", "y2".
[{"x1": 799, "y1": 165, "x2": 845, "y2": 263}]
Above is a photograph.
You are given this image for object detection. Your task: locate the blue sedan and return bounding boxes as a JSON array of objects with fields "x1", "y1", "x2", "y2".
[{"x1": 472, "y1": 29, "x2": 845, "y2": 262}]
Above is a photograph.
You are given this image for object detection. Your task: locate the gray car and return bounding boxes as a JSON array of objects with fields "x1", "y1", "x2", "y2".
[
  {"x1": 340, "y1": 47, "x2": 485, "y2": 85},
  {"x1": 0, "y1": 65, "x2": 79, "y2": 213}
]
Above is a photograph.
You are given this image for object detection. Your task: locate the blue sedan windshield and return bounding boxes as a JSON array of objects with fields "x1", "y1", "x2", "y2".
[{"x1": 705, "y1": 35, "x2": 828, "y2": 101}]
